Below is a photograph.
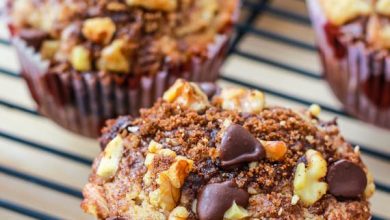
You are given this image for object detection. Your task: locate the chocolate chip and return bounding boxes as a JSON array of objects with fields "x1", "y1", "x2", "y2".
[
  {"x1": 220, "y1": 124, "x2": 265, "y2": 168},
  {"x1": 327, "y1": 159, "x2": 367, "y2": 198},
  {"x1": 19, "y1": 29, "x2": 48, "y2": 51},
  {"x1": 198, "y1": 82, "x2": 220, "y2": 99},
  {"x1": 197, "y1": 181, "x2": 249, "y2": 220}
]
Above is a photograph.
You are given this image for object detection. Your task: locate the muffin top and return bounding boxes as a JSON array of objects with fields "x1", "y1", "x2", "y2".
[
  {"x1": 81, "y1": 80, "x2": 375, "y2": 220},
  {"x1": 319, "y1": 0, "x2": 390, "y2": 50},
  {"x1": 8, "y1": 0, "x2": 238, "y2": 75}
]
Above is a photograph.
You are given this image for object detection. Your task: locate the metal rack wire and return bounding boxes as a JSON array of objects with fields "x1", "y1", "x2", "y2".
[{"x1": 0, "y1": 0, "x2": 388, "y2": 219}]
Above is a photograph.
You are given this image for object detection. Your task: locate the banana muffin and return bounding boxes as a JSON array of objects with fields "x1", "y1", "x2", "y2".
[
  {"x1": 7, "y1": 0, "x2": 239, "y2": 137},
  {"x1": 308, "y1": 0, "x2": 390, "y2": 129},
  {"x1": 82, "y1": 80, "x2": 375, "y2": 219}
]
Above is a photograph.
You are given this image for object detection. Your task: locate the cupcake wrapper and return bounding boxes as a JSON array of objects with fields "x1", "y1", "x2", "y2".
[
  {"x1": 308, "y1": 0, "x2": 390, "y2": 129},
  {"x1": 12, "y1": 34, "x2": 230, "y2": 137}
]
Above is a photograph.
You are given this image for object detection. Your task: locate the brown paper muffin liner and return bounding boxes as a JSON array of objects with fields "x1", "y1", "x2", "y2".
[
  {"x1": 11, "y1": 33, "x2": 231, "y2": 137},
  {"x1": 307, "y1": 0, "x2": 390, "y2": 129}
]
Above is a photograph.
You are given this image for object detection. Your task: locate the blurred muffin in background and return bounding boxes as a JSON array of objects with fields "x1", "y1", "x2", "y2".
[
  {"x1": 307, "y1": 0, "x2": 390, "y2": 129},
  {"x1": 6, "y1": 0, "x2": 239, "y2": 137}
]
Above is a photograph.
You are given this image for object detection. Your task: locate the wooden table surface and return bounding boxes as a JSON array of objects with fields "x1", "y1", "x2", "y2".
[{"x1": 0, "y1": 0, "x2": 389, "y2": 219}]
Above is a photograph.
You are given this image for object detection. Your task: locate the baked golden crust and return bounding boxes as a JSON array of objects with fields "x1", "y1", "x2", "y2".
[{"x1": 82, "y1": 80, "x2": 374, "y2": 219}]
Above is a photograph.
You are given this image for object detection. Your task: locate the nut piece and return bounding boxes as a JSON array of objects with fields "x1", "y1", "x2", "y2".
[
  {"x1": 40, "y1": 40, "x2": 60, "y2": 60},
  {"x1": 169, "y1": 206, "x2": 189, "y2": 220},
  {"x1": 366, "y1": 16, "x2": 390, "y2": 49},
  {"x1": 97, "y1": 39, "x2": 130, "y2": 73},
  {"x1": 126, "y1": 0, "x2": 177, "y2": 12},
  {"x1": 220, "y1": 88, "x2": 265, "y2": 114},
  {"x1": 168, "y1": 156, "x2": 194, "y2": 188},
  {"x1": 70, "y1": 45, "x2": 91, "y2": 72},
  {"x1": 96, "y1": 135, "x2": 124, "y2": 179},
  {"x1": 261, "y1": 140, "x2": 288, "y2": 161},
  {"x1": 376, "y1": 0, "x2": 390, "y2": 16},
  {"x1": 150, "y1": 172, "x2": 181, "y2": 211},
  {"x1": 308, "y1": 104, "x2": 321, "y2": 117},
  {"x1": 82, "y1": 17, "x2": 116, "y2": 45},
  {"x1": 364, "y1": 170, "x2": 376, "y2": 198},
  {"x1": 145, "y1": 141, "x2": 194, "y2": 211},
  {"x1": 293, "y1": 149, "x2": 328, "y2": 206},
  {"x1": 321, "y1": 0, "x2": 372, "y2": 25},
  {"x1": 163, "y1": 79, "x2": 210, "y2": 112},
  {"x1": 223, "y1": 201, "x2": 249, "y2": 220}
]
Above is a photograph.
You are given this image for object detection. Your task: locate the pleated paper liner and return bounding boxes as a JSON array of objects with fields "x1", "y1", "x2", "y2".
[
  {"x1": 308, "y1": 0, "x2": 390, "y2": 129},
  {"x1": 12, "y1": 34, "x2": 230, "y2": 137}
]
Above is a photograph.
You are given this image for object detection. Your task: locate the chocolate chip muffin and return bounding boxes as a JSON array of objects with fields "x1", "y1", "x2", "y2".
[
  {"x1": 307, "y1": 0, "x2": 390, "y2": 129},
  {"x1": 6, "y1": 0, "x2": 239, "y2": 137},
  {"x1": 81, "y1": 79, "x2": 375, "y2": 219}
]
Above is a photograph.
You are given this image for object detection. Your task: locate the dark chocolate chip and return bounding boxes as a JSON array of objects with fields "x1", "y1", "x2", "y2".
[
  {"x1": 197, "y1": 181, "x2": 249, "y2": 220},
  {"x1": 106, "y1": 217, "x2": 128, "y2": 220},
  {"x1": 198, "y1": 82, "x2": 220, "y2": 99},
  {"x1": 220, "y1": 124, "x2": 265, "y2": 168},
  {"x1": 19, "y1": 29, "x2": 48, "y2": 51},
  {"x1": 327, "y1": 159, "x2": 367, "y2": 198}
]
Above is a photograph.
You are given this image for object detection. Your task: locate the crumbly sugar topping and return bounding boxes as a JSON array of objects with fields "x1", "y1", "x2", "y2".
[
  {"x1": 82, "y1": 80, "x2": 374, "y2": 220},
  {"x1": 9, "y1": 0, "x2": 238, "y2": 75}
]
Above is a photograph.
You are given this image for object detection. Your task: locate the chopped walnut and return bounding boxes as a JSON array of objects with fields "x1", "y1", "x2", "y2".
[
  {"x1": 163, "y1": 79, "x2": 210, "y2": 112},
  {"x1": 82, "y1": 17, "x2": 116, "y2": 45},
  {"x1": 97, "y1": 39, "x2": 130, "y2": 73},
  {"x1": 376, "y1": 0, "x2": 390, "y2": 16},
  {"x1": 219, "y1": 88, "x2": 265, "y2": 114},
  {"x1": 144, "y1": 141, "x2": 194, "y2": 211},
  {"x1": 40, "y1": 40, "x2": 60, "y2": 60},
  {"x1": 293, "y1": 149, "x2": 328, "y2": 206},
  {"x1": 321, "y1": 0, "x2": 372, "y2": 25},
  {"x1": 364, "y1": 170, "x2": 375, "y2": 198},
  {"x1": 70, "y1": 45, "x2": 91, "y2": 72},
  {"x1": 366, "y1": 15, "x2": 390, "y2": 49},
  {"x1": 223, "y1": 201, "x2": 249, "y2": 220},
  {"x1": 261, "y1": 140, "x2": 287, "y2": 161},
  {"x1": 169, "y1": 206, "x2": 190, "y2": 220},
  {"x1": 126, "y1": 0, "x2": 177, "y2": 12},
  {"x1": 308, "y1": 104, "x2": 321, "y2": 117},
  {"x1": 150, "y1": 172, "x2": 181, "y2": 211},
  {"x1": 96, "y1": 135, "x2": 124, "y2": 179}
]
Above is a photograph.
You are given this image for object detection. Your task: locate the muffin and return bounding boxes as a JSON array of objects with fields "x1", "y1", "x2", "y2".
[
  {"x1": 6, "y1": 0, "x2": 239, "y2": 137},
  {"x1": 307, "y1": 0, "x2": 390, "y2": 129},
  {"x1": 81, "y1": 79, "x2": 375, "y2": 219}
]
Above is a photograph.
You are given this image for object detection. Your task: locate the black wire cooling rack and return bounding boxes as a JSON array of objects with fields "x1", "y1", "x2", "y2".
[{"x1": 0, "y1": 0, "x2": 389, "y2": 219}]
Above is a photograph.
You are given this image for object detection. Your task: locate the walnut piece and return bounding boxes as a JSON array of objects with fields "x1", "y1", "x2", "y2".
[
  {"x1": 321, "y1": 0, "x2": 372, "y2": 25},
  {"x1": 308, "y1": 104, "x2": 321, "y2": 117},
  {"x1": 82, "y1": 17, "x2": 116, "y2": 45},
  {"x1": 223, "y1": 201, "x2": 249, "y2": 220},
  {"x1": 126, "y1": 0, "x2": 177, "y2": 11},
  {"x1": 293, "y1": 149, "x2": 328, "y2": 206},
  {"x1": 97, "y1": 39, "x2": 130, "y2": 73},
  {"x1": 163, "y1": 79, "x2": 210, "y2": 112},
  {"x1": 367, "y1": 16, "x2": 390, "y2": 49},
  {"x1": 169, "y1": 206, "x2": 189, "y2": 220},
  {"x1": 376, "y1": 0, "x2": 390, "y2": 16},
  {"x1": 219, "y1": 88, "x2": 265, "y2": 114},
  {"x1": 96, "y1": 135, "x2": 124, "y2": 179},
  {"x1": 40, "y1": 40, "x2": 60, "y2": 60},
  {"x1": 364, "y1": 170, "x2": 375, "y2": 198},
  {"x1": 261, "y1": 140, "x2": 287, "y2": 161},
  {"x1": 144, "y1": 141, "x2": 194, "y2": 211},
  {"x1": 70, "y1": 45, "x2": 91, "y2": 72}
]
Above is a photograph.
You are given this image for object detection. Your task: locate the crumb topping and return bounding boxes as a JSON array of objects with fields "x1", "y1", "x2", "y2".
[{"x1": 82, "y1": 80, "x2": 373, "y2": 219}]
